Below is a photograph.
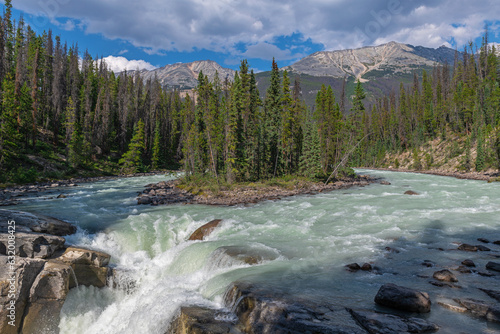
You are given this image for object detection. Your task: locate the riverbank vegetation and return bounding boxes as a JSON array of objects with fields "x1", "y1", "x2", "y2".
[{"x1": 0, "y1": 0, "x2": 499, "y2": 186}]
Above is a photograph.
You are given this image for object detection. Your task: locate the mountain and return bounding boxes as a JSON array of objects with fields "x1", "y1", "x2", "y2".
[
  {"x1": 284, "y1": 41, "x2": 457, "y2": 82},
  {"x1": 130, "y1": 42, "x2": 460, "y2": 109},
  {"x1": 253, "y1": 42, "x2": 460, "y2": 109},
  {"x1": 135, "y1": 60, "x2": 235, "y2": 89}
]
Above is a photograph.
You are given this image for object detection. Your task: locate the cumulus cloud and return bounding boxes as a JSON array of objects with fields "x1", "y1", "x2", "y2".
[
  {"x1": 13, "y1": 0, "x2": 500, "y2": 60},
  {"x1": 102, "y1": 56, "x2": 157, "y2": 73}
]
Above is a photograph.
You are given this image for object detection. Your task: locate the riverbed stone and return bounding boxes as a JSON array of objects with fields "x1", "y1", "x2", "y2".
[
  {"x1": 346, "y1": 263, "x2": 361, "y2": 271},
  {"x1": 374, "y1": 283, "x2": 431, "y2": 313},
  {"x1": 349, "y1": 309, "x2": 439, "y2": 333},
  {"x1": 486, "y1": 261, "x2": 500, "y2": 272},
  {"x1": 454, "y1": 298, "x2": 500, "y2": 324},
  {"x1": 404, "y1": 190, "x2": 419, "y2": 195},
  {"x1": 168, "y1": 306, "x2": 242, "y2": 334},
  {"x1": 188, "y1": 219, "x2": 223, "y2": 241},
  {"x1": 454, "y1": 265, "x2": 472, "y2": 274},
  {"x1": 457, "y1": 244, "x2": 478, "y2": 251},
  {"x1": 461, "y1": 259, "x2": 475, "y2": 267},
  {"x1": 433, "y1": 269, "x2": 458, "y2": 282}
]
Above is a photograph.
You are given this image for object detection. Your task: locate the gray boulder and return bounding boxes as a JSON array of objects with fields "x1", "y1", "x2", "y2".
[
  {"x1": 21, "y1": 261, "x2": 72, "y2": 334},
  {"x1": 486, "y1": 261, "x2": 500, "y2": 272},
  {"x1": 0, "y1": 209, "x2": 76, "y2": 236},
  {"x1": 0, "y1": 256, "x2": 45, "y2": 334},
  {"x1": 0, "y1": 232, "x2": 65, "y2": 259},
  {"x1": 432, "y1": 269, "x2": 458, "y2": 282},
  {"x1": 374, "y1": 283, "x2": 431, "y2": 313}
]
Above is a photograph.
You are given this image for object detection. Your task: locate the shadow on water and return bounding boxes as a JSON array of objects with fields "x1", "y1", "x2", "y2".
[{"x1": 236, "y1": 220, "x2": 500, "y2": 334}]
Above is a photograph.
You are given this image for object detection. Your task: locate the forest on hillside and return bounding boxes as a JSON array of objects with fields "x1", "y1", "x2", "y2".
[{"x1": 0, "y1": 0, "x2": 499, "y2": 185}]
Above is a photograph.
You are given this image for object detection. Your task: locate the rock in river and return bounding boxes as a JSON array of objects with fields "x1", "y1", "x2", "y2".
[
  {"x1": 433, "y1": 269, "x2": 458, "y2": 282},
  {"x1": 188, "y1": 219, "x2": 223, "y2": 241},
  {"x1": 374, "y1": 283, "x2": 431, "y2": 313},
  {"x1": 486, "y1": 262, "x2": 500, "y2": 272}
]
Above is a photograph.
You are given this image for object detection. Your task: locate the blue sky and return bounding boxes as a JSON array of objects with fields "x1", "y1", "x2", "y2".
[{"x1": 5, "y1": 0, "x2": 500, "y2": 73}]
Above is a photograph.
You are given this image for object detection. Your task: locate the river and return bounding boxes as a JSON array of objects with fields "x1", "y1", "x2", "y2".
[{"x1": 13, "y1": 169, "x2": 500, "y2": 334}]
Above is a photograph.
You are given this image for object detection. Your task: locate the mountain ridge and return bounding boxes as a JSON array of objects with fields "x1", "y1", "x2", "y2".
[
  {"x1": 283, "y1": 41, "x2": 458, "y2": 81},
  {"x1": 132, "y1": 59, "x2": 235, "y2": 89}
]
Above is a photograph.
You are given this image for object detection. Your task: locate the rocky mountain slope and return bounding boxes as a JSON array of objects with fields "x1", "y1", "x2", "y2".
[
  {"x1": 134, "y1": 60, "x2": 235, "y2": 89},
  {"x1": 284, "y1": 41, "x2": 457, "y2": 82}
]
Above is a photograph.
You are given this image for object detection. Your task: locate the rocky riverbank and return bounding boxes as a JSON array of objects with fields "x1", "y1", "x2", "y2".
[
  {"x1": 137, "y1": 175, "x2": 374, "y2": 206},
  {"x1": 0, "y1": 209, "x2": 117, "y2": 334}
]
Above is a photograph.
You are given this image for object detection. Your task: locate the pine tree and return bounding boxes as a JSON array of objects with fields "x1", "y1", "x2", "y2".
[
  {"x1": 0, "y1": 74, "x2": 19, "y2": 167},
  {"x1": 476, "y1": 127, "x2": 485, "y2": 171},
  {"x1": 299, "y1": 115, "x2": 322, "y2": 177},
  {"x1": 119, "y1": 119, "x2": 145, "y2": 173},
  {"x1": 263, "y1": 58, "x2": 282, "y2": 177},
  {"x1": 151, "y1": 122, "x2": 161, "y2": 170}
]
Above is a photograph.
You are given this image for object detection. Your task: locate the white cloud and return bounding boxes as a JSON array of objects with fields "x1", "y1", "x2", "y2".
[
  {"x1": 11, "y1": 0, "x2": 500, "y2": 59},
  {"x1": 101, "y1": 56, "x2": 157, "y2": 73}
]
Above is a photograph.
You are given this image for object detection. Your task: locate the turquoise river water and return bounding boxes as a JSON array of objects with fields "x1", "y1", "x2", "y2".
[{"x1": 13, "y1": 169, "x2": 500, "y2": 334}]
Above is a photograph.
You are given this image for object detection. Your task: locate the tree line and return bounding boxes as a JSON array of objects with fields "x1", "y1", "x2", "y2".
[
  {"x1": 350, "y1": 34, "x2": 500, "y2": 171},
  {"x1": 1, "y1": 0, "x2": 499, "y2": 184}
]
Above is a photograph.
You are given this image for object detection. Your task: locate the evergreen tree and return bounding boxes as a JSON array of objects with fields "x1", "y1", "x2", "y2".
[
  {"x1": 151, "y1": 122, "x2": 161, "y2": 170},
  {"x1": 119, "y1": 119, "x2": 145, "y2": 173},
  {"x1": 263, "y1": 58, "x2": 282, "y2": 177},
  {"x1": 476, "y1": 127, "x2": 485, "y2": 171},
  {"x1": 299, "y1": 115, "x2": 322, "y2": 177}
]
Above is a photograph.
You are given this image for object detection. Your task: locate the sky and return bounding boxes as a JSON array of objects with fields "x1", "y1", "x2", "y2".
[{"x1": 5, "y1": 0, "x2": 500, "y2": 73}]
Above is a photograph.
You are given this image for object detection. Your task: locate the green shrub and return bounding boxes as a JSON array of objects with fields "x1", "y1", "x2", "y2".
[{"x1": 11, "y1": 167, "x2": 38, "y2": 184}]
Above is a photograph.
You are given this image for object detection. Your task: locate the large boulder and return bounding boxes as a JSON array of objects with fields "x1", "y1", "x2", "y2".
[
  {"x1": 0, "y1": 256, "x2": 45, "y2": 334},
  {"x1": 21, "y1": 261, "x2": 72, "y2": 334},
  {"x1": 374, "y1": 283, "x2": 431, "y2": 313},
  {"x1": 168, "y1": 306, "x2": 242, "y2": 334},
  {"x1": 52, "y1": 246, "x2": 111, "y2": 288},
  {"x1": 188, "y1": 219, "x2": 223, "y2": 241},
  {"x1": 0, "y1": 209, "x2": 76, "y2": 236},
  {"x1": 349, "y1": 309, "x2": 439, "y2": 333},
  {"x1": 0, "y1": 232, "x2": 65, "y2": 259}
]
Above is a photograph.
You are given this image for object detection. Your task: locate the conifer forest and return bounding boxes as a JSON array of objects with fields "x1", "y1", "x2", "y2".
[{"x1": 1, "y1": 0, "x2": 500, "y2": 184}]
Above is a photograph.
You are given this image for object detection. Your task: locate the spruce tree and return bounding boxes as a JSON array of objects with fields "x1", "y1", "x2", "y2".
[
  {"x1": 119, "y1": 119, "x2": 145, "y2": 173},
  {"x1": 151, "y1": 122, "x2": 161, "y2": 170}
]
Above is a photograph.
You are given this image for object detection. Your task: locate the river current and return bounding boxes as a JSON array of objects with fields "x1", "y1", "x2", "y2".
[{"x1": 13, "y1": 170, "x2": 500, "y2": 333}]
